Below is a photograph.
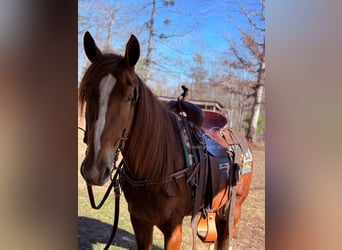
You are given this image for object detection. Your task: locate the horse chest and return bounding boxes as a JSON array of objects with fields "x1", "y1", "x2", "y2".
[
  {"x1": 122, "y1": 186, "x2": 163, "y2": 219},
  {"x1": 122, "y1": 182, "x2": 191, "y2": 225}
]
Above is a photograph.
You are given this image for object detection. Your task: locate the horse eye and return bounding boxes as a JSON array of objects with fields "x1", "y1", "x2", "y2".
[
  {"x1": 127, "y1": 88, "x2": 138, "y2": 102},
  {"x1": 82, "y1": 90, "x2": 87, "y2": 100}
]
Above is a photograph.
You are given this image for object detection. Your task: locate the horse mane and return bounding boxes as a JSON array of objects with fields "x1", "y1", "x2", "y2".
[{"x1": 123, "y1": 78, "x2": 184, "y2": 180}]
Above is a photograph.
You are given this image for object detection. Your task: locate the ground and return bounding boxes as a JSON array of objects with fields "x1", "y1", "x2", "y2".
[{"x1": 78, "y1": 118, "x2": 265, "y2": 249}]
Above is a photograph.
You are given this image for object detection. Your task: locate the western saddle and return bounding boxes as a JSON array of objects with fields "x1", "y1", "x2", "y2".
[{"x1": 166, "y1": 87, "x2": 250, "y2": 244}]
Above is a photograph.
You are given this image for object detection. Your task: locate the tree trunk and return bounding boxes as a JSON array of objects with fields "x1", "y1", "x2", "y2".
[
  {"x1": 144, "y1": 0, "x2": 157, "y2": 83},
  {"x1": 247, "y1": 59, "x2": 265, "y2": 142},
  {"x1": 105, "y1": 0, "x2": 120, "y2": 50}
]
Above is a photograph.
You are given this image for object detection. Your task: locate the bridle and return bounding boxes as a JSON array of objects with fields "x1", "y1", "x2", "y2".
[{"x1": 79, "y1": 85, "x2": 138, "y2": 250}]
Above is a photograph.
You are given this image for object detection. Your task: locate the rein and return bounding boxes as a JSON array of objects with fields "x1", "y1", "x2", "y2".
[{"x1": 86, "y1": 160, "x2": 123, "y2": 250}]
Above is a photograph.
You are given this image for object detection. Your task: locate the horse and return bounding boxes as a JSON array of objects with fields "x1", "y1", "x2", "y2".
[{"x1": 79, "y1": 31, "x2": 253, "y2": 250}]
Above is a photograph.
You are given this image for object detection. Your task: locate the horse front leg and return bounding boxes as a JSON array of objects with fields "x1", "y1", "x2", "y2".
[
  {"x1": 130, "y1": 213, "x2": 154, "y2": 250},
  {"x1": 161, "y1": 223, "x2": 182, "y2": 250},
  {"x1": 232, "y1": 197, "x2": 243, "y2": 239},
  {"x1": 214, "y1": 216, "x2": 229, "y2": 250}
]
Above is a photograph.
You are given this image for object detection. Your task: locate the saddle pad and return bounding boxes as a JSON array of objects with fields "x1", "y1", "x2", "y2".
[
  {"x1": 240, "y1": 148, "x2": 253, "y2": 175},
  {"x1": 204, "y1": 135, "x2": 228, "y2": 157}
]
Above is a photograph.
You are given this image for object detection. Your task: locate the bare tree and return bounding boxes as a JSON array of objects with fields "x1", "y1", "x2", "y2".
[
  {"x1": 227, "y1": 0, "x2": 265, "y2": 142},
  {"x1": 143, "y1": 0, "x2": 176, "y2": 83},
  {"x1": 103, "y1": 0, "x2": 121, "y2": 51},
  {"x1": 78, "y1": 0, "x2": 122, "y2": 82},
  {"x1": 143, "y1": 0, "x2": 157, "y2": 83},
  {"x1": 189, "y1": 53, "x2": 208, "y2": 99}
]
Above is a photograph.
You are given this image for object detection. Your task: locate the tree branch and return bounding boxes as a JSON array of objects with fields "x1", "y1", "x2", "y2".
[
  {"x1": 237, "y1": 0, "x2": 265, "y2": 32},
  {"x1": 241, "y1": 31, "x2": 261, "y2": 58}
]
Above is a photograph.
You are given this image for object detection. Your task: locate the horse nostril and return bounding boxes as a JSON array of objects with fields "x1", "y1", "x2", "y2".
[
  {"x1": 101, "y1": 167, "x2": 111, "y2": 182},
  {"x1": 80, "y1": 162, "x2": 86, "y2": 178}
]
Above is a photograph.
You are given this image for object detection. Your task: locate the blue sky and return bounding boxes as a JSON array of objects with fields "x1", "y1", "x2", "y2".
[{"x1": 78, "y1": 0, "x2": 264, "y2": 88}]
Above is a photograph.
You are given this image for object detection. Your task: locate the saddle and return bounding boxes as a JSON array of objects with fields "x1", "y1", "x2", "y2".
[
  {"x1": 167, "y1": 100, "x2": 205, "y2": 128},
  {"x1": 202, "y1": 110, "x2": 251, "y2": 175},
  {"x1": 169, "y1": 100, "x2": 249, "y2": 243}
]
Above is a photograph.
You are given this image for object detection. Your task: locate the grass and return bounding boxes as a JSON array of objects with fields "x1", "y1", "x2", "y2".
[{"x1": 78, "y1": 129, "x2": 265, "y2": 250}]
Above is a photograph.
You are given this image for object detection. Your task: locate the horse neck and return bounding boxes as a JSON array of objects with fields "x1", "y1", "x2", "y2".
[{"x1": 122, "y1": 82, "x2": 183, "y2": 180}]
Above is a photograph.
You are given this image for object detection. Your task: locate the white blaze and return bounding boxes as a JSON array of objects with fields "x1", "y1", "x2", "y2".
[{"x1": 94, "y1": 74, "x2": 116, "y2": 161}]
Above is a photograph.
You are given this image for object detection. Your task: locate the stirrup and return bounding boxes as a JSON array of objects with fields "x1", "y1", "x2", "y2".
[{"x1": 197, "y1": 210, "x2": 217, "y2": 243}]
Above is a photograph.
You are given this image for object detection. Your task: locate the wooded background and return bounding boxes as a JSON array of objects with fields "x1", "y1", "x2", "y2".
[{"x1": 78, "y1": 0, "x2": 265, "y2": 142}]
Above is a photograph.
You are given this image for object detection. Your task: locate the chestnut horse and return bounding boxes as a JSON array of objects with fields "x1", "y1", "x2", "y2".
[{"x1": 79, "y1": 31, "x2": 253, "y2": 250}]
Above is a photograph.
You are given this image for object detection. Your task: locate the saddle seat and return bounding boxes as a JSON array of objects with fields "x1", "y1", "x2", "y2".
[
  {"x1": 201, "y1": 111, "x2": 230, "y2": 156},
  {"x1": 167, "y1": 100, "x2": 205, "y2": 128},
  {"x1": 202, "y1": 111, "x2": 228, "y2": 130}
]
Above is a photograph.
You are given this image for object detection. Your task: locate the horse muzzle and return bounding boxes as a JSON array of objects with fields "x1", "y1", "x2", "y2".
[{"x1": 80, "y1": 160, "x2": 111, "y2": 186}]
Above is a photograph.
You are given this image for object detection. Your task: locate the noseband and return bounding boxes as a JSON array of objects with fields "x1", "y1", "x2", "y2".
[{"x1": 79, "y1": 85, "x2": 139, "y2": 250}]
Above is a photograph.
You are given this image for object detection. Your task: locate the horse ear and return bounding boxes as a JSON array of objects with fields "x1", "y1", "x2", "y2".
[
  {"x1": 83, "y1": 31, "x2": 102, "y2": 62},
  {"x1": 124, "y1": 35, "x2": 140, "y2": 68}
]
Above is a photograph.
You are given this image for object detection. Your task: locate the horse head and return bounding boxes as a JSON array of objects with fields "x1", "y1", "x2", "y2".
[{"x1": 79, "y1": 31, "x2": 140, "y2": 186}]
